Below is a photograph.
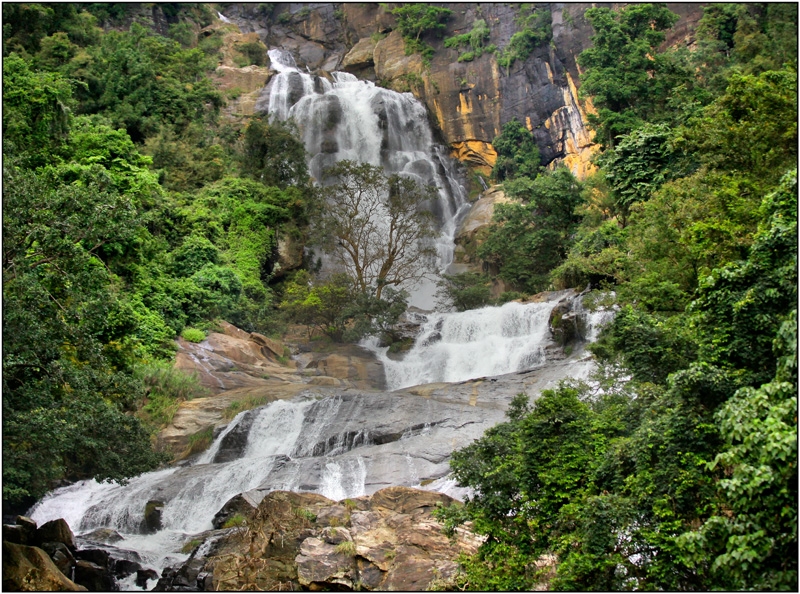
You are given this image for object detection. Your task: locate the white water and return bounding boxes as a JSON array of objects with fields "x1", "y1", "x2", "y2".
[
  {"x1": 27, "y1": 398, "x2": 342, "y2": 582},
  {"x1": 263, "y1": 48, "x2": 470, "y2": 308},
  {"x1": 363, "y1": 300, "x2": 558, "y2": 390}
]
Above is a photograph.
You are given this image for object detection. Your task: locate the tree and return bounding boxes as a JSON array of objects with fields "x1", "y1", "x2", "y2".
[
  {"x1": 491, "y1": 118, "x2": 541, "y2": 182},
  {"x1": 240, "y1": 116, "x2": 310, "y2": 190},
  {"x1": 578, "y1": 4, "x2": 685, "y2": 147},
  {"x1": 314, "y1": 160, "x2": 437, "y2": 300},
  {"x1": 478, "y1": 168, "x2": 583, "y2": 293},
  {"x1": 391, "y1": 3, "x2": 453, "y2": 60},
  {"x1": 435, "y1": 272, "x2": 493, "y2": 312}
]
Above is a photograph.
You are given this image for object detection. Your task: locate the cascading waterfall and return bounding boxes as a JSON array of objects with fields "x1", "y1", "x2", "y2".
[
  {"x1": 363, "y1": 292, "x2": 617, "y2": 390},
  {"x1": 363, "y1": 299, "x2": 558, "y2": 390},
  {"x1": 27, "y1": 397, "x2": 369, "y2": 583},
  {"x1": 261, "y1": 48, "x2": 470, "y2": 308}
]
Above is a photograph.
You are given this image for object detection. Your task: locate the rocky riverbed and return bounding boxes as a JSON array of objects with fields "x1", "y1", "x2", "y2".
[{"x1": 10, "y1": 290, "x2": 609, "y2": 591}]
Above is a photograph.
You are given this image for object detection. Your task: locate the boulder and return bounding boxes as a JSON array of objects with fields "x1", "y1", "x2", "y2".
[
  {"x1": 73, "y1": 559, "x2": 117, "y2": 592},
  {"x1": 136, "y1": 568, "x2": 159, "y2": 589},
  {"x1": 143, "y1": 500, "x2": 164, "y2": 534},
  {"x1": 40, "y1": 541, "x2": 75, "y2": 578},
  {"x1": 205, "y1": 488, "x2": 480, "y2": 591},
  {"x1": 81, "y1": 527, "x2": 124, "y2": 545},
  {"x1": 453, "y1": 185, "x2": 513, "y2": 272},
  {"x1": 2, "y1": 541, "x2": 87, "y2": 591},
  {"x1": 36, "y1": 518, "x2": 76, "y2": 551},
  {"x1": 212, "y1": 490, "x2": 263, "y2": 530},
  {"x1": 16, "y1": 516, "x2": 38, "y2": 541},
  {"x1": 341, "y1": 36, "x2": 377, "y2": 78},
  {"x1": 74, "y1": 547, "x2": 110, "y2": 567},
  {"x1": 112, "y1": 558, "x2": 143, "y2": 579},
  {"x1": 248, "y1": 332, "x2": 285, "y2": 358},
  {"x1": 295, "y1": 537, "x2": 357, "y2": 589}
]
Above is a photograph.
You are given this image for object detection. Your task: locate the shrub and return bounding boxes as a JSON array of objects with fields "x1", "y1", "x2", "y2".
[
  {"x1": 223, "y1": 513, "x2": 247, "y2": 529},
  {"x1": 181, "y1": 327, "x2": 206, "y2": 342}
]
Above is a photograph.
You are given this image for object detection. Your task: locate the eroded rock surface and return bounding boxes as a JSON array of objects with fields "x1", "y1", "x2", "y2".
[{"x1": 180, "y1": 487, "x2": 480, "y2": 591}]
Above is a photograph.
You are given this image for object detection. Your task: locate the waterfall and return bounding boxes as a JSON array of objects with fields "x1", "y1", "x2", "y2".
[
  {"x1": 363, "y1": 299, "x2": 559, "y2": 390},
  {"x1": 261, "y1": 48, "x2": 470, "y2": 308}
]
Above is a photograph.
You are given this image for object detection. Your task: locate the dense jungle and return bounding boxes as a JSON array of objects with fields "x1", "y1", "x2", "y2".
[{"x1": 2, "y1": 2, "x2": 797, "y2": 591}]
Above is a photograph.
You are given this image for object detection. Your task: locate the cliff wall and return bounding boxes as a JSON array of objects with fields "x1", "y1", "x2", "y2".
[{"x1": 219, "y1": 2, "x2": 704, "y2": 180}]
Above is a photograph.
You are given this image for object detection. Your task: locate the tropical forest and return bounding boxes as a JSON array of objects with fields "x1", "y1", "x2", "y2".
[{"x1": 2, "y1": 2, "x2": 797, "y2": 591}]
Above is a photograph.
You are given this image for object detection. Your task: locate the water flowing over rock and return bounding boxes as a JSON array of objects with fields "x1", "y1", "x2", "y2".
[
  {"x1": 260, "y1": 47, "x2": 470, "y2": 308},
  {"x1": 26, "y1": 291, "x2": 613, "y2": 588}
]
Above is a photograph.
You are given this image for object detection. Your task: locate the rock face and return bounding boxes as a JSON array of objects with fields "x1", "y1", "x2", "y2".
[
  {"x1": 452, "y1": 184, "x2": 514, "y2": 273},
  {"x1": 161, "y1": 320, "x2": 388, "y2": 457},
  {"x1": 179, "y1": 487, "x2": 481, "y2": 591},
  {"x1": 215, "y1": 3, "x2": 704, "y2": 181},
  {"x1": 2, "y1": 541, "x2": 87, "y2": 592}
]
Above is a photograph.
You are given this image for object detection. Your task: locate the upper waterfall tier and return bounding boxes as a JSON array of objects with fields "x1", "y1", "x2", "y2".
[{"x1": 258, "y1": 49, "x2": 470, "y2": 308}]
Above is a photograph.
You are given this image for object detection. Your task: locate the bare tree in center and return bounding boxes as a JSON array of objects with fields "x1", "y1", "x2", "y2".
[{"x1": 314, "y1": 160, "x2": 437, "y2": 299}]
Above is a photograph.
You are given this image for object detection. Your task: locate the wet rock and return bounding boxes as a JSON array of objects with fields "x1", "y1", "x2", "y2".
[
  {"x1": 210, "y1": 408, "x2": 259, "y2": 463},
  {"x1": 153, "y1": 552, "x2": 207, "y2": 591},
  {"x1": 2, "y1": 541, "x2": 87, "y2": 591},
  {"x1": 36, "y1": 518, "x2": 76, "y2": 551},
  {"x1": 40, "y1": 541, "x2": 75, "y2": 578},
  {"x1": 3, "y1": 523, "x2": 28, "y2": 545},
  {"x1": 143, "y1": 500, "x2": 164, "y2": 534},
  {"x1": 112, "y1": 557, "x2": 143, "y2": 579},
  {"x1": 81, "y1": 527, "x2": 124, "y2": 545},
  {"x1": 74, "y1": 548, "x2": 110, "y2": 567},
  {"x1": 74, "y1": 559, "x2": 117, "y2": 591},
  {"x1": 212, "y1": 490, "x2": 263, "y2": 530},
  {"x1": 136, "y1": 568, "x2": 159, "y2": 589}
]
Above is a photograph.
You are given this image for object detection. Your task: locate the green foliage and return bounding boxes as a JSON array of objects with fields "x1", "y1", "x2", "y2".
[
  {"x1": 240, "y1": 116, "x2": 310, "y2": 190},
  {"x1": 66, "y1": 22, "x2": 223, "y2": 143},
  {"x1": 223, "y1": 513, "x2": 247, "y2": 529},
  {"x1": 435, "y1": 272, "x2": 493, "y2": 312},
  {"x1": 598, "y1": 123, "x2": 679, "y2": 222},
  {"x1": 280, "y1": 271, "x2": 407, "y2": 343},
  {"x1": 390, "y1": 3, "x2": 453, "y2": 62},
  {"x1": 478, "y1": 168, "x2": 583, "y2": 293},
  {"x1": 444, "y1": 19, "x2": 492, "y2": 62},
  {"x1": 491, "y1": 118, "x2": 540, "y2": 182},
  {"x1": 3, "y1": 54, "x2": 73, "y2": 168},
  {"x1": 236, "y1": 40, "x2": 268, "y2": 66},
  {"x1": 181, "y1": 328, "x2": 206, "y2": 343},
  {"x1": 578, "y1": 4, "x2": 685, "y2": 147},
  {"x1": 497, "y1": 6, "x2": 552, "y2": 71}
]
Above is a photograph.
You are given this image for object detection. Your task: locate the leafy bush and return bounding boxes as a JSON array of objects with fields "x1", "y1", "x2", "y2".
[
  {"x1": 444, "y1": 19, "x2": 492, "y2": 62},
  {"x1": 391, "y1": 4, "x2": 453, "y2": 63},
  {"x1": 497, "y1": 6, "x2": 552, "y2": 70},
  {"x1": 181, "y1": 327, "x2": 206, "y2": 342},
  {"x1": 491, "y1": 118, "x2": 540, "y2": 181}
]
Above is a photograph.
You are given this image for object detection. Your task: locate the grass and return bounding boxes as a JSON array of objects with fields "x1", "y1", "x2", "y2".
[
  {"x1": 181, "y1": 539, "x2": 202, "y2": 553},
  {"x1": 335, "y1": 540, "x2": 357, "y2": 556},
  {"x1": 187, "y1": 427, "x2": 214, "y2": 455},
  {"x1": 295, "y1": 508, "x2": 317, "y2": 523},
  {"x1": 223, "y1": 394, "x2": 272, "y2": 420},
  {"x1": 181, "y1": 327, "x2": 206, "y2": 343},
  {"x1": 223, "y1": 513, "x2": 247, "y2": 529},
  {"x1": 136, "y1": 358, "x2": 207, "y2": 428}
]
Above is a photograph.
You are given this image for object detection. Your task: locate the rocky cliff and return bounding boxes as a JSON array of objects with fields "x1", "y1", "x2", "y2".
[{"x1": 214, "y1": 2, "x2": 704, "y2": 182}]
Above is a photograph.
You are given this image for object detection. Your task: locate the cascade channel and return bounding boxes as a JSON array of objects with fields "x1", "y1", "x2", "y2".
[
  {"x1": 21, "y1": 47, "x2": 617, "y2": 591},
  {"x1": 260, "y1": 48, "x2": 471, "y2": 309}
]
